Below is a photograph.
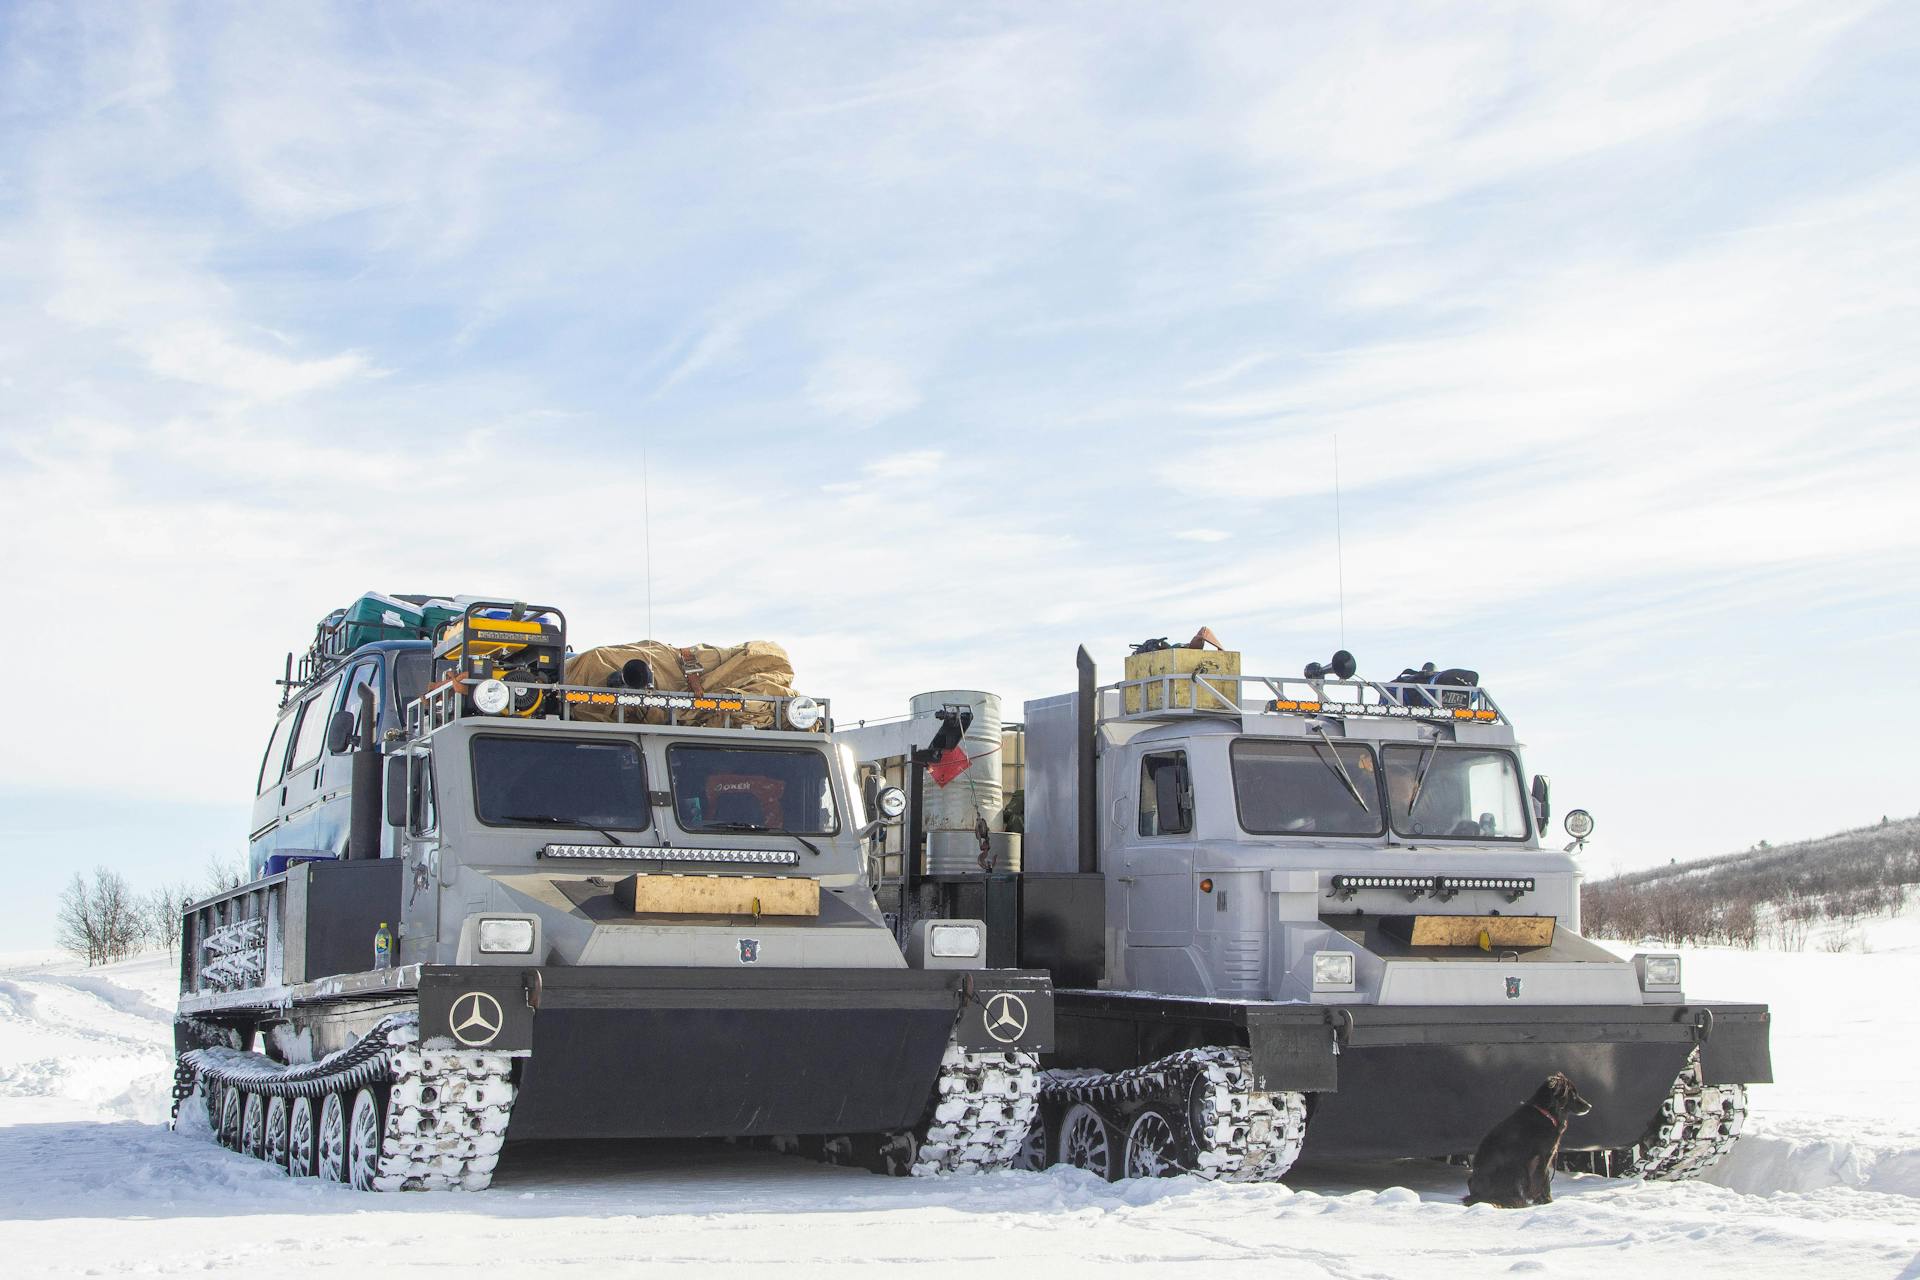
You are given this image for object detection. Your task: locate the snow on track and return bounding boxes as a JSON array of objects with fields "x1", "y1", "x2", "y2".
[{"x1": 1, "y1": 946, "x2": 1916, "y2": 1278}]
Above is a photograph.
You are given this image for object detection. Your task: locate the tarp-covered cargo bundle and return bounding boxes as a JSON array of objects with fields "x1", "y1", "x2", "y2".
[{"x1": 563, "y1": 641, "x2": 798, "y2": 728}]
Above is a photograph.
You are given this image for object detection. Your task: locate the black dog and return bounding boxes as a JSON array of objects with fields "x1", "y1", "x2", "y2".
[{"x1": 1464, "y1": 1073, "x2": 1593, "y2": 1207}]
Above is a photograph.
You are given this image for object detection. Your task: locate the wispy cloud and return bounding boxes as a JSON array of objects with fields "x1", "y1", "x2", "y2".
[{"x1": 0, "y1": 0, "x2": 1915, "y2": 910}]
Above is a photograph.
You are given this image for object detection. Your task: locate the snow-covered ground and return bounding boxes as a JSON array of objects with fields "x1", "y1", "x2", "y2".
[{"x1": 3, "y1": 933, "x2": 1916, "y2": 1279}]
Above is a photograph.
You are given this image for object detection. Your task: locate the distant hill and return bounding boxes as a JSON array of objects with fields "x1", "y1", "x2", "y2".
[{"x1": 1582, "y1": 813, "x2": 1920, "y2": 950}]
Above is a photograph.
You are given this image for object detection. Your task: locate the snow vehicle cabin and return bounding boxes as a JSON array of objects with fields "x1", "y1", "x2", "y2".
[
  {"x1": 173, "y1": 594, "x2": 1052, "y2": 1190},
  {"x1": 844, "y1": 638, "x2": 1771, "y2": 1183}
]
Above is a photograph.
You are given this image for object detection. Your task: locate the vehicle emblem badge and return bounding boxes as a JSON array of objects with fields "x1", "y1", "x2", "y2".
[
  {"x1": 450, "y1": 991, "x2": 504, "y2": 1046},
  {"x1": 983, "y1": 992, "x2": 1030, "y2": 1043},
  {"x1": 739, "y1": 938, "x2": 759, "y2": 963},
  {"x1": 1505, "y1": 976, "x2": 1523, "y2": 999}
]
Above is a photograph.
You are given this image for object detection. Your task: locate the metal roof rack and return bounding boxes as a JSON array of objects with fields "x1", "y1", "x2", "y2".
[
  {"x1": 1102, "y1": 671, "x2": 1506, "y2": 726},
  {"x1": 403, "y1": 681, "x2": 833, "y2": 740}
]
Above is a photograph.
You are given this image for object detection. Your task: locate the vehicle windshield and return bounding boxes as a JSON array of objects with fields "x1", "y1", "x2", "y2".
[
  {"x1": 1381, "y1": 744, "x2": 1528, "y2": 840},
  {"x1": 471, "y1": 736, "x2": 650, "y2": 830},
  {"x1": 668, "y1": 745, "x2": 838, "y2": 835},
  {"x1": 1231, "y1": 739, "x2": 1384, "y2": 836}
]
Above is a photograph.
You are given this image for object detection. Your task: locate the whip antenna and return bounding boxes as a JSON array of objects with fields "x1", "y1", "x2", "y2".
[
  {"x1": 1334, "y1": 433, "x2": 1346, "y2": 648},
  {"x1": 642, "y1": 432, "x2": 655, "y2": 639}
]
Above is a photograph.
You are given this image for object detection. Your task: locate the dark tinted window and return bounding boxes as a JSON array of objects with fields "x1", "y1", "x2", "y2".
[
  {"x1": 393, "y1": 651, "x2": 431, "y2": 708},
  {"x1": 668, "y1": 745, "x2": 838, "y2": 835},
  {"x1": 472, "y1": 736, "x2": 649, "y2": 830},
  {"x1": 1231, "y1": 739, "x2": 1384, "y2": 836}
]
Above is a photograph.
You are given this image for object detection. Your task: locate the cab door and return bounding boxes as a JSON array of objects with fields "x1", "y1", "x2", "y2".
[
  {"x1": 1119, "y1": 746, "x2": 1197, "y2": 950},
  {"x1": 273, "y1": 672, "x2": 346, "y2": 858}
]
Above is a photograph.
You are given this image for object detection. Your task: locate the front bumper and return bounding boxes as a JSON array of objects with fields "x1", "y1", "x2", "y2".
[
  {"x1": 419, "y1": 965, "x2": 1053, "y2": 1141},
  {"x1": 1054, "y1": 991, "x2": 1769, "y2": 1158}
]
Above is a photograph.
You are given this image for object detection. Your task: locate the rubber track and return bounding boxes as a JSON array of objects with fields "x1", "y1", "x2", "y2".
[
  {"x1": 1557, "y1": 1047, "x2": 1747, "y2": 1181},
  {"x1": 1036, "y1": 1046, "x2": 1308, "y2": 1181},
  {"x1": 176, "y1": 1014, "x2": 516, "y2": 1191},
  {"x1": 910, "y1": 1042, "x2": 1041, "y2": 1176}
]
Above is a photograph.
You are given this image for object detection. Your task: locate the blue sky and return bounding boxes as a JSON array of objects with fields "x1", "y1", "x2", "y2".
[{"x1": 2, "y1": 2, "x2": 1916, "y2": 946}]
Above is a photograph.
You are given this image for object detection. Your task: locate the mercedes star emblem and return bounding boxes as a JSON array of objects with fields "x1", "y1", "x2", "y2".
[
  {"x1": 450, "y1": 990, "x2": 504, "y2": 1046},
  {"x1": 982, "y1": 992, "x2": 1030, "y2": 1044}
]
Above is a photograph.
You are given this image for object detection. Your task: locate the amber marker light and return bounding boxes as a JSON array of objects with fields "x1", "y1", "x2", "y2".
[{"x1": 1199, "y1": 878, "x2": 1214, "y2": 894}]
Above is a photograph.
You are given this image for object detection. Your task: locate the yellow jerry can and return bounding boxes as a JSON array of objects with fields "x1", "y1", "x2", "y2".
[{"x1": 1123, "y1": 647, "x2": 1242, "y2": 713}]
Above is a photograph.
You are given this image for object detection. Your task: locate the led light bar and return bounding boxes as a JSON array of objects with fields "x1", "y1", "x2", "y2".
[
  {"x1": 1435, "y1": 875, "x2": 1535, "y2": 893},
  {"x1": 1331, "y1": 875, "x2": 1438, "y2": 891},
  {"x1": 562, "y1": 691, "x2": 749, "y2": 713},
  {"x1": 540, "y1": 844, "x2": 800, "y2": 866},
  {"x1": 1265, "y1": 698, "x2": 1499, "y2": 722}
]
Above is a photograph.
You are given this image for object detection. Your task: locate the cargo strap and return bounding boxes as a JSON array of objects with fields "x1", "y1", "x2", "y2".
[{"x1": 678, "y1": 648, "x2": 705, "y2": 695}]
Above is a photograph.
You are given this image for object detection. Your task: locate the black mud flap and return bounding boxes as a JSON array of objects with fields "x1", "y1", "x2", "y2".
[
  {"x1": 1696, "y1": 1005, "x2": 1772, "y2": 1085},
  {"x1": 953, "y1": 972, "x2": 1055, "y2": 1054},
  {"x1": 418, "y1": 969, "x2": 537, "y2": 1053}
]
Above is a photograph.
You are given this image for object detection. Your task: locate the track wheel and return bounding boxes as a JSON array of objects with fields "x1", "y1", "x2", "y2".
[
  {"x1": 264, "y1": 1097, "x2": 290, "y2": 1169},
  {"x1": 347, "y1": 1087, "x2": 386, "y2": 1192},
  {"x1": 1059, "y1": 1102, "x2": 1119, "y2": 1182},
  {"x1": 1013, "y1": 1109, "x2": 1053, "y2": 1172},
  {"x1": 317, "y1": 1092, "x2": 349, "y2": 1183},
  {"x1": 218, "y1": 1086, "x2": 244, "y2": 1151},
  {"x1": 1124, "y1": 1106, "x2": 1186, "y2": 1179},
  {"x1": 287, "y1": 1096, "x2": 317, "y2": 1176},
  {"x1": 241, "y1": 1092, "x2": 266, "y2": 1158}
]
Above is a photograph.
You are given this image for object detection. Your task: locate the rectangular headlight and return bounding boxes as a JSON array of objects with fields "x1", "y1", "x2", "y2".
[
  {"x1": 478, "y1": 918, "x2": 535, "y2": 954},
  {"x1": 1312, "y1": 950, "x2": 1354, "y2": 988},
  {"x1": 929, "y1": 923, "x2": 982, "y2": 958},
  {"x1": 1640, "y1": 954, "x2": 1681, "y2": 988}
]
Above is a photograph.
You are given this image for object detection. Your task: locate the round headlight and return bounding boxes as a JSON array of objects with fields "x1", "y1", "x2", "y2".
[
  {"x1": 785, "y1": 696, "x2": 823, "y2": 730},
  {"x1": 1564, "y1": 809, "x2": 1595, "y2": 840},
  {"x1": 876, "y1": 785, "x2": 907, "y2": 819},
  {"x1": 472, "y1": 678, "x2": 512, "y2": 715}
]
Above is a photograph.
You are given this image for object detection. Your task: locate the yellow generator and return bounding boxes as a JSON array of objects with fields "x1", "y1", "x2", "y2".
[{"x1": 433, "y1": 601, "x2": 567, "y2": 716}]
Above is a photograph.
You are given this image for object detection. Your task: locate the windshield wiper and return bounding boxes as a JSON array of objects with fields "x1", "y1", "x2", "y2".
[
  {"x1": 499, "y1": 814, "x2": 629, "y2": 846},
  {"x1": 1308, "y1": 725, "x2": 1370, "y2": 814},
  {"x1": 1406, "y1": 735, "x2": 1440, "y2": 820},
  {"x1": 701, "y1": 821, "x2": 822, "y2": 857}
]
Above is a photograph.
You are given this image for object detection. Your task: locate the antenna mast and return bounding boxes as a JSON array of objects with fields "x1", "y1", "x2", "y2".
[
  {"x1": 1334, "y1": 433, "x2": 1346, "y2": 648},
  {"x1": 642, "y1": 433, "x2": 655, "y2": 639}
]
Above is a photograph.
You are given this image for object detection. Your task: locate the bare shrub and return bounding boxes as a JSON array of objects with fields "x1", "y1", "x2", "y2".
[{"x1": 55, "y1": 869, "x2": 143, "y2": 966}]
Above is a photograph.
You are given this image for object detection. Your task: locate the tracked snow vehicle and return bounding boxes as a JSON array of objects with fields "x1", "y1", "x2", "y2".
[
  {"x1": 845, "y1": 644, "x2": 1769, "y2": 1184},
  {"x1": 173, "y1": 598, "x2": 1049, "y2": 1191}
]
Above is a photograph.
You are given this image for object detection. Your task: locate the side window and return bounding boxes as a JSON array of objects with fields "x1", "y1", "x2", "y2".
[
  {"x1": 409, "y1": 755, "x2": 437, "y2": 835},
  {"x1": 287, "y1": 674, "x2": 344, "y2": 775},
  {"x1": 257, "y1": 713, "x2": 298, "y2": 793},
  {"x1": 1138, "y1": 751, "x2": 1194, "y2": 837},
  {"x1": 338, "y1": 661, "x2": 379, "y2": 750}
]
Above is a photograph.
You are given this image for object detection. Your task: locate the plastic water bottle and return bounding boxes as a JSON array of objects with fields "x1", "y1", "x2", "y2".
[{"x1": 374, "y1": 921, "x2": 393, "y2": 971}]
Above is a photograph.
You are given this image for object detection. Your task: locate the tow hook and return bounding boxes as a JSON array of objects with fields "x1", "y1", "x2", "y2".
[
  {"x1": 1329, "y1": 1007, "x2": 1354, "y2": 1055},
  {"x1": 524, "y1": 969, "x2": 543, "y2": 1011},
  {"x1": 1692, "y1": 1007, "x2": 1714, "y2": 1041}
]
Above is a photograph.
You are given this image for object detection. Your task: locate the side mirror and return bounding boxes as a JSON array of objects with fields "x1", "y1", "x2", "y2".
[
  {"x1": 385, "y1": 757, "x2": 408, "y2": 828},
  {"x1": 327, "y1": 709, "x2": 356, "y2": 755},
  {"x1": 1530, "y1": 774, "x2": 1551, "y2": 827}
]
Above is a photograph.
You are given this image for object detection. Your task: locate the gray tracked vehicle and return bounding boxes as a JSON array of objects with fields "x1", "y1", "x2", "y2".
[
  {"x1": 847, "y1": 646, "x2": 1770, "y2": 1184},
  {"x1": 172, "y1": 600, "x2": 1051, "y2": 1190}
]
